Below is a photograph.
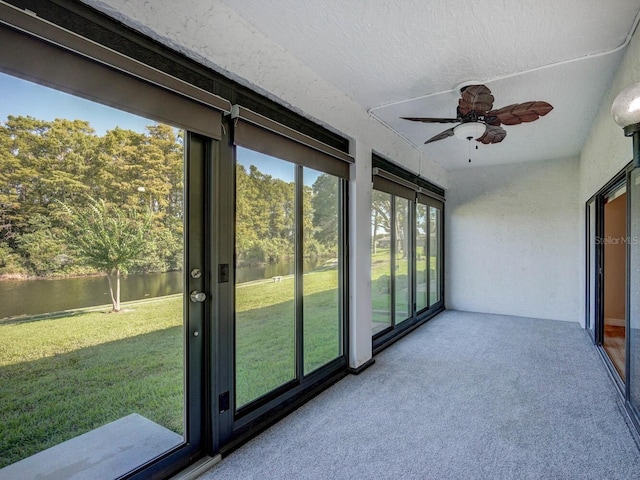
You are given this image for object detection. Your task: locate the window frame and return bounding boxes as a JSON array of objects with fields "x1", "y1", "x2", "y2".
[
  {"x1": 216, "y1": 107, "x2": 351, "y2": 448},
  {"x1": 371, "y1": 161, "x2": 445, "y2": 352}
]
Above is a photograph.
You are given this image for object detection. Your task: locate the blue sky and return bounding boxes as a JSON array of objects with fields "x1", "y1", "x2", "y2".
[
  {"x1": 0, "y1": 72, "x2": 151, "y2": 135},
  {"x1": 0, "y1": 72, "x2": 319, "y2": 185}
]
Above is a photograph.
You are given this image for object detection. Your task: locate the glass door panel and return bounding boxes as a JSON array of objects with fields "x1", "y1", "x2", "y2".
[
  {"x1": 415, "y1": 202, "x2": 429, "y2": 312},
  {"x1": 394, "y1": 197, "x2": 411, "y2": 324},
  {"x1": 371, "y1": 190, "x2": 392, "y2": 333},
  {"x1": 0, "y1": 74, "x2": 187, "y2": 474},
  {"x1": 303, "y1": 168, "x2": 341, "y2": 374},
  {"x1": 429, "y1": 206, "x2": 442, "y2": 305},
  {"x1": 629, "y1": 169, "x2": 640, "y2": 414},
  {"x1": 235, "y1": 147, "x2": 296, "y2": 408},
  {"x1": 603, "y1": 184, "x2": 627, "y2": 380},
  {"x1": 587, "y1": 198, "x2": 597, "y2": 337}
]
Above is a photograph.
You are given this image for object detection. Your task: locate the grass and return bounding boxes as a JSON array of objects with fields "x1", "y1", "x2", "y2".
[
  {"x1": 0, "y1": 296, "x2": 183, "y2": 468},
  {"x1": 0, "y1": 250, "x2": 440, "y2": 468},
  {"x1": 370, "y1": 248, "x2": 439, "y2": 329},
  {"x1": 0, "y1": 266, "x2": 341, "y2": 467},
  {"x1": 235, "y1": 265, "x2": 340, "y2": 407}
]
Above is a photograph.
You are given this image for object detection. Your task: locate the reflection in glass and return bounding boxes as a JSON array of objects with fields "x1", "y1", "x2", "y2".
[
  {"x1": 629, "y1": 170, "x2": 640, "y2": 415},
  {"x1": 0, "y1": 74, "x2": 184, "y2": 471},
  {"x1": 371, "y1": 190, "x2": 392, "y2": 333},
  {"x1": 235, "y1": 148, "x2": 296, "y2": 408},
  {"x1": 603, "y1": 185, "x2": 627, "y2": 380},
  {"x1": 587, "y1": 200, "x2": 596, "y2": 335},
  {"x1": 415, "y1": 203, "x2": 429, "y2": 312},
  {"x1": 303, "y1": 168, "x2": 341, "y2": 374},
  {"x1": 429, "y1": 206, "x2": 441, "y2": 305},
  {"x1": 394, "y1": 197, "x2": 411, "y2": 324}
]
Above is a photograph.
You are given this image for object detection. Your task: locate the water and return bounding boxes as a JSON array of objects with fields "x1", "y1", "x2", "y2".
[
  {"x1": 0, "y1": 271, "x2": 184, "y2": 319},
  {"x1": 235, "y1": 258, "x2": 324, "y2": 284},
  {"x1": 0, "y1": 258, "x2": 329, "y2": 319}
]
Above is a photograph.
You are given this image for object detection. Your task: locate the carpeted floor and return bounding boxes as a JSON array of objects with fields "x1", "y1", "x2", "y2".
[{"x1": 198, "y1": 311, "x2": 640, "y2": 479}]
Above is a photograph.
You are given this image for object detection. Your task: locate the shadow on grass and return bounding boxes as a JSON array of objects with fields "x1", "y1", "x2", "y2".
[
  {"x1": 0, "y1": 308, "x2": 100, "y2": 326},
  {"x1": 0, "y1": 326, "x2": 183, "y2": 469},
  {"x1": 0, "y1": 294, "x2": 182, "y2": 326}
]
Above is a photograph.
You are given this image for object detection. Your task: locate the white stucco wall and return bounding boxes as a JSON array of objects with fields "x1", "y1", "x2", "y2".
[
  {"x1": 446, "y1": 157, "x2": 581, "y2": 322},
  {"x1": 580, "y1": 29, "x2": 640, "y2": 204},
  {"x1": 577, "y1": 24, "x2": 640, "y2": 327}
]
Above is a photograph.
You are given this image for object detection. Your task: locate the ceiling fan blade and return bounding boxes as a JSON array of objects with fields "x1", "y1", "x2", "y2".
[
  {"x1": 476, "y1": 125, "x2": 507, "y2": 144},
  {"x1": 425, "y1": 127, "x2": 456, "y2": 144},
  {"x1": 401, "y1": 116, "x2": 459, "y2": 123},
  {"x1": 458, "y1": 84, "x2": 494, "y2": 116},
  {"x1": 488, "y1": 101, "x2": 553, "y2": 126}
]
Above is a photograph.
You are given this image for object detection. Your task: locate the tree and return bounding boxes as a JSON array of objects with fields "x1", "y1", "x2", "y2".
[
  {"x1": 235, "y1": 164, "x2": 296, "y2": 265},
  {"x1": 311, "y1": 173, "x2": 338, "y2": 252},
  {"x1": 371, "y1": 190, "x2": 391, "y2": 255},
  {"x1": 60, "y1": 197, "x2": 152, "y2": 312},
  {"x1": 0, "y1": 115, "x2": 185, "y2": 277},
  {"x1": 0, "y1": 116, "x2": 96, "y2": 268}
]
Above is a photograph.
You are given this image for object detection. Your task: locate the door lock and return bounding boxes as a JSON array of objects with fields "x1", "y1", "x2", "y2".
[{"x1": 190, "y1": 291, "x2": 207, "y2": 303}]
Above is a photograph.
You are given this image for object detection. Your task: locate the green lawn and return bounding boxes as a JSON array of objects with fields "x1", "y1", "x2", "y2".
[
  {"x1": 235, "y1": 265, "x2": 340, "y2": 406},
  {"x1": 0, "y1": 266, "x2": 342, "y2": 467},
  {"x1": 370, "y1": 248, "x2": 439, "y2": 330},
  {"x1": 0, "y1": 252, "x2": 440, "y2": 468},
  {"x1": 0, "y1": 296, "x2": 183, "y2": 468}
]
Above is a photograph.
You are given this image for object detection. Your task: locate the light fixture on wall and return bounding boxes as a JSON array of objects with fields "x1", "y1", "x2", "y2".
[{"x1": 612, "y1": 82, "x2": 640, "y2": 167}]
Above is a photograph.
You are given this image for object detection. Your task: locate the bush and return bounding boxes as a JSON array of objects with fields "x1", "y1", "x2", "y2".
[{"x1": 374, "y1": 274, "x2": 390, "y2": 294}]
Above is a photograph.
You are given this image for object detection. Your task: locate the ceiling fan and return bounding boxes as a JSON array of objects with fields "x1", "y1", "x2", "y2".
[{"x1": 401, "y1": 84, "x2": 553, "y2": 145}]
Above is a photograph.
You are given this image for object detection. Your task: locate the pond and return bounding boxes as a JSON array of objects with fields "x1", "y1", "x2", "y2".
[{"x1": 0, "y1": 258, "x2": 329, "y2": 319}]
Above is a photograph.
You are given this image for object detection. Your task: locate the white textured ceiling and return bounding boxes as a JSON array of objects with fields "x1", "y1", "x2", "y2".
[
  {"x1": 216, "y1": 0, "x2": 640, "y2": 169},
  {"x1": 220, "y1": 0, "x2": 639, "y2": 108},
  {"x1": 83, "y1": 0, "x2": 640, "y2": 170}
]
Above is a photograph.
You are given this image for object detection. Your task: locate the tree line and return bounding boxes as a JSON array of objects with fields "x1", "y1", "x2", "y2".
[{"x1": 0, "y1": 115, "x2": 339, "y2": 279}]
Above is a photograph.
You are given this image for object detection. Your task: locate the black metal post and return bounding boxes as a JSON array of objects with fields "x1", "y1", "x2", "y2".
[{"x1": 623, "y1": 123, "x2": 640, "y2": 168}]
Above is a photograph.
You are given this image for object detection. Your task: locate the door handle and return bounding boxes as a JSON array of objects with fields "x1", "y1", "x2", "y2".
[{"x1": 190, "y1": 291, "x2": 207, "y2": 303}]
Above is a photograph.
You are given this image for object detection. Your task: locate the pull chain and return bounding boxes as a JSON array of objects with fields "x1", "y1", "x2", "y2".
[{"x1": 467, "y1": 136, "x2": 472, "y2": 163}]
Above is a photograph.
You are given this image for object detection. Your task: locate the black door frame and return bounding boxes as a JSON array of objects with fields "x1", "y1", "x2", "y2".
[
  {"x1": 586, "y1": 166, "x2": 629, "y2": 391},
  {"x1": 212, "y1": 115, "x2": 351, "y2": 455}
]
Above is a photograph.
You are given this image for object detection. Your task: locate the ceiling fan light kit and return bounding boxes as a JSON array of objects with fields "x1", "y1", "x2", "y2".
[
  {"x1": 453, "y1": 122, "x2": 486, "y2": 140},
  {"x1": 400, "y1": 84, "x2": 554, "y2": 155}
]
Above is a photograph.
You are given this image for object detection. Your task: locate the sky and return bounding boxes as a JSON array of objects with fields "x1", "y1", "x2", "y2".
[
  {"x1": 0, "y1": 72, "x2": 318, "y2": 185},
  {"x1": 0, "y1": 72, "x2": 151, "y2": 135}
]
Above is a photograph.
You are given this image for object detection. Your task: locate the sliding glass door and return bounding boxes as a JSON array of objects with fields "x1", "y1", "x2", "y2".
[
  {"x1": 586, "y1": 165, "x2": 640, "y2": 431},
  {"x1": 233, "y1": 146, "x2": 346, "y2": 413},
  {"x1": 214, "y1": 107, "x2": 349, "y2": 443},
  {"x1": 2, "y1": 2, "x2": 354, "y2": 475},
  {"x1": 628, "y1": 168, "x2": 640, "y2": 420},
  {"x1": 0, "y1": 8, "x2": 229, "y2": 477},
  {"x1": 371, "y1": 190, "x2": 393, "y2": 333},
  {"x1": 395, "y1": 196, "x2": 412, "y2": 325},
  {"x1": 234, "y1": 149, "x2": 297, "y2": 408},
  {"x1": 0, "y1": 73, "x2": 209, "y2": 480},
  {"x1": 370, "y1": 166, "x2": 444, "y2": 346},
  {"x1": 586, "y1": 198, "x2": 597, "y2": 338},
  {"x1": 429, "y1": 205, "x2": 442, "y2": 305}
]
